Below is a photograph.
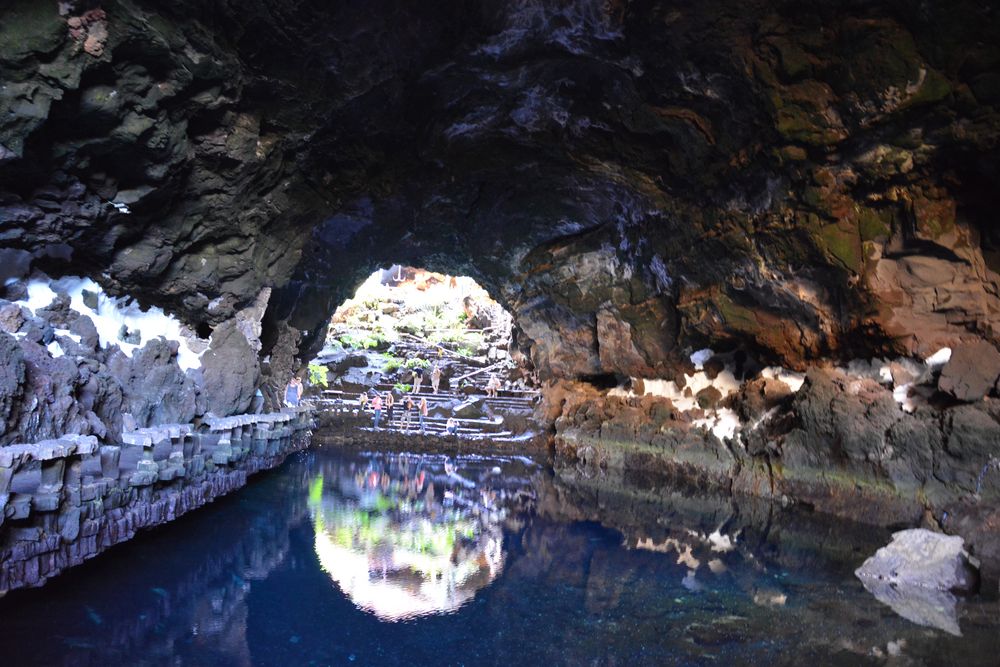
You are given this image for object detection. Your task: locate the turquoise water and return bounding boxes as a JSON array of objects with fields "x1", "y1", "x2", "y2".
[{"x1": 0, "y1": 445, "x2": 998, "y2": 666}]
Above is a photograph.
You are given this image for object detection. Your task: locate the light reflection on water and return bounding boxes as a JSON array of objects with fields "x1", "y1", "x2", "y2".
[
  {"x1": 308, "y1": 453, "x2": 525, "y2": 621},
  {"x1": 0, "y1": 445, "x2": 997, "y2": 666}
]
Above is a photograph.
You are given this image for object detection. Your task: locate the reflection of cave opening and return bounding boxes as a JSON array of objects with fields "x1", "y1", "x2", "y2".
[
  {"x1": 310, "y1": 265, "x2": 534, "y2": 396},
  {"x1": 307, "y1": 453, "x2": 524, "y2": 621}
]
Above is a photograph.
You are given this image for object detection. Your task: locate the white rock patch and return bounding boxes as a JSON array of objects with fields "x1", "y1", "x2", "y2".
[
  {"x1": 17, "y1": 276, "x2": 207, "y2": 370},
  {"x1": 689, "y1": 348, "x2": 714, "y2": 370},
  {"x1": 692, "y1": 408, "x2": 740, "y2": 441},
  {"x1": 760, "y1": 366, "x2": 805, "y2": 392},
  {"x1": 925, "y1": 347, "x2": 952, "y2": 368}
]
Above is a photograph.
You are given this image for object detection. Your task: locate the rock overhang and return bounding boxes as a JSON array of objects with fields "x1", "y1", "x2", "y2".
[{"x1": 0, "y1": 0, "x2": 998, "y2": 389}]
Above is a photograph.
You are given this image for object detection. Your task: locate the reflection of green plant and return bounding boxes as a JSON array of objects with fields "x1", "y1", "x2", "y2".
[
  {"x1": 308, "y1": 475, "x2": 324, "y2": 508},
  {"x1": 319, "y1": 504, "x2": 477, "y2": 561},
  {"x1": 308, "y1": 363, "x2": 329, "y2": 387}
]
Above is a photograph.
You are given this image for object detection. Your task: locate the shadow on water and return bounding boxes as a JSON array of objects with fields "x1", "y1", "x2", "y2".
[{"x1": 0, "y1": 445, "x2": 998, "y2": 666}]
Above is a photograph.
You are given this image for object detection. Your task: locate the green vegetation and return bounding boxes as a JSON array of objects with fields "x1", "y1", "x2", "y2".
[
  {"x1": 404, "y1": 358, "x2": 431, "y2": 370},
  {"x1": 393, "y1": 383, "x2": 412, "y2": 392},
  {"x1": 308, "y1": 363, "x2": 329, "y2": 388},
  {"x1": 339, "y1": 331, "x2": 383, "y2": 350},
  {"x1": 381, "y1": 354, "x2": 403, "y2": 372}
]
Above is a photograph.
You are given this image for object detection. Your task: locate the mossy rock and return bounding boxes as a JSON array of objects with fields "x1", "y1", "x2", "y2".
[
  {"x1": 817, "y1": 223, "x2": 863, "y2": 272},
  {"x1": 857, "y1": 207, "x2": 892, "y2": 242},
  {"x1": 777, "y1": 105, "x2": 844, "y2": 146},
  {"x1": 768, "y1": 36, "x2": 812, "y2": 81},
  {"x1": 802, "y1": 186, "x2": 824, "y2": 208},
  {"x1": 714, "y1": 294, "x2": 760, "y2": 333},
  {"x1": 779, "y1": 145, "x2": 808, "y2": 162},
  {"x1": 901, "y1": 67, "x2": 952, "y2": 109}
]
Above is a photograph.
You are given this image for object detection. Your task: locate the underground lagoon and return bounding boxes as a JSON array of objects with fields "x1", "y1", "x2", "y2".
[{"x1": 2, "y1": 0, "x2": 1000, "y2": 665}]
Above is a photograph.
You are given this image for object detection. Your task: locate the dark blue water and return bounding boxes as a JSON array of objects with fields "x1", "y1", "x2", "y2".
[{"x1": 1, "y1": 445, "x2": 998, "y2": 666}]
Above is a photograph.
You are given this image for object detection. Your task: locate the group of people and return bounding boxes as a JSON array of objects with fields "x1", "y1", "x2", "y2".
[
  {"x1": 410, "y1": 361, "x2": 442, "y2": 394},
  {"x1": 362, "y1": 391, "x2": 430, "y2": 433},
  {"x1": 359, "y1": 389, "x2": 460, "y2": 435}
]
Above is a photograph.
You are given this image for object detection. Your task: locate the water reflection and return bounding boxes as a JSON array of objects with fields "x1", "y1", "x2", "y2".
[
  {"x1": 308, "y1": 453, "x2": 533, "y2": 620},
  {"x1": 0, "y1": 447, "x2": 996, "y2": 666}
]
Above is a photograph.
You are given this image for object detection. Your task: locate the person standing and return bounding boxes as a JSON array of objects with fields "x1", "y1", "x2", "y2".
[
  {"x1": 371, "y1": 393, "x2": 383, "y2": 429},
  {"x1": 358, "y1": 391, "x2": 368, "y2": 415},
  {"x1": 385, "y1": 391, "x2": 395, "y2": 428},
  {"x1": 402, "y1": 395, "x2": 414, "y2": 431},
  {"x1": 419, "y1": 397, "x2": 428, "y2": 434},
  {"x1": 412, "y1": 364, "x2": 424, "y2": 393},
  {"x1": 430, "y1": 363, "x2": 441, "y2": 394},
  {"x1": 285, "y1": 376, "x2": 303, "y2": 407}
]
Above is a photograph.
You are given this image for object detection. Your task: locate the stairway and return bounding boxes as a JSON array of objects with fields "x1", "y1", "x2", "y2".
[
  {"x1": 316, "y1": 323, "x2": 538, "y2": 443},
  {"x1": 311, "y1": 386, "x2": 537, "y2": 441}
]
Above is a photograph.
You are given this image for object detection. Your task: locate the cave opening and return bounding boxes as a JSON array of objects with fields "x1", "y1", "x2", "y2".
[{"x1": 306, "y1": 264, "x2": 538, "y2": 440}]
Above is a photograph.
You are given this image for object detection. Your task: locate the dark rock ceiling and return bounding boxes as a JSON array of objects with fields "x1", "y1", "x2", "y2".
[{"x1": 2, "y1": 0, "x2": 1000, "y2": 381}]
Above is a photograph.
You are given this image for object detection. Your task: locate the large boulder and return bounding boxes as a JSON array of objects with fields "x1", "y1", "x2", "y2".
[
  {"x1": 430, "y1": 398, "x2": 462, "y2": 418},
  {"x1": 107, "y1": 338, "x2": 198, "y2": 426},
  {"x1": 452, "y1": 397, "x2": 486, "y2": 419},
  {"x1": 199, "y1": 320, "x2": 259, "y2": 416},
  {"x1": 855, "y1": 529, "x2": 979, "y2": 636},
  {"x1": 855, "y1": 528, "x2": 978, "y2": 593},
  {"x1": 938, "y1": 342, "x2": 1000, "y2": 402}
]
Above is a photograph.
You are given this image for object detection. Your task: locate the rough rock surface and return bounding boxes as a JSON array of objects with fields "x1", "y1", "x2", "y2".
[
  {"x1": 198, "y1": 320, "x2": 259, "y2": 416},
  {"x1": 855, "y1": 528, "x2": 979, "y2": 635},
  {"x1": 939, "y1": 342, "x2": 1000, "y2": 402},
  {"x1": 2, "y1": 0, "x2": 1000, "y2": 573},
  {"x1": 2, "y1": 0, "x2": 998, "y2": 379},
  {"x1": 856, "y1": 528, "x2": 978, "y2": 593},
  {"x1": 107, "y1": 339, "x2": 197, "y2": 426}
]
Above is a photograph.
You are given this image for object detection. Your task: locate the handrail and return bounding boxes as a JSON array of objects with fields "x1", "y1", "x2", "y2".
[
  {"x1": 452, "y1": 359, "x2": 506, "y2": 384},
  {"x1": 398, "y1": 332, "x2": 482, "y2": 363}
]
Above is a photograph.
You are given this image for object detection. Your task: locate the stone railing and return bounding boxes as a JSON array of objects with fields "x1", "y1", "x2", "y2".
[{"x1": 0, "y1": 408, "x2": 313, "y2": 594}]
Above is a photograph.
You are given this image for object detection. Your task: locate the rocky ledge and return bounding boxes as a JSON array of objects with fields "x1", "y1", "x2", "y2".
[
  {"x1": 545, "y1": 346, "x2": 1000, "y2": 579},
  {"x1": 0, "y1": 408, "x2": 313, "y2": 594}
]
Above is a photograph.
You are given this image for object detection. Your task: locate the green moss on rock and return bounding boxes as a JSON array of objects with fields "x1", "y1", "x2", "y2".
[
  {"x1": 818, "y1": 223, "x2": 863, "y2": 272},
  {"x1": 858, "y1": 207, "x2": 892, "y2": 242}
]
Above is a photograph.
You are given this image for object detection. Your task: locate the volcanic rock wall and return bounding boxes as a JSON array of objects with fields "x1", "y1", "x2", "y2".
[{"x1": 2, "y1": 0, "x2": 1000, "y2": 562}]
